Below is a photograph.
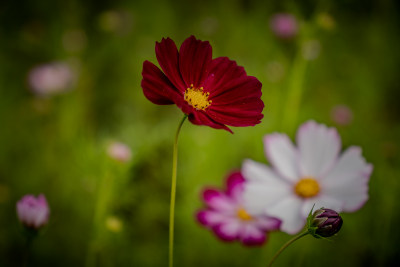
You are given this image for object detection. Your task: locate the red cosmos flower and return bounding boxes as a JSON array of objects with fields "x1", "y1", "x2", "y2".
[{"x1": 141, "y1": 36, "x2": 264, "y2": 133}]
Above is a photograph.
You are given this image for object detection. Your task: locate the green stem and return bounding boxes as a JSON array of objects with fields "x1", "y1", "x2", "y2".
[
  {"x1": 267, "y1": 231, "x2": 309, "y2": 267},
  {"x1": 281, "y1": 45, "x2": 308, "y2": 132},
  {"x1": 169, "y1": 115, "x2": 187, "y2": 267}
]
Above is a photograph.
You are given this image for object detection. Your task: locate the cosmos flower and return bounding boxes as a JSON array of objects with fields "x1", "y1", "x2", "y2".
[
  {"x1": 331, "y1": 105, "x2": 353, "y2": 126},
  {"x1": 270, "y1": 13, "x2": 298, "y2": 39},
  {"x1": 107, "y1": 141, "x2": 132, "y2": 163},
  {"x1": 196, "y1": 171, "x2": 281, "y2": 246},
  {"x1": 16, "y1": 194, "x2": 50, "y2": 230},
  {"x1": 28, "y1": 62, "x2": 75, "y2": 96},
  {"x1": 242, "y1": 120, "x2": 372, "y2": 234},
  {"x1": 141, "y1": 35, "x2": 264, "y2": 133}
]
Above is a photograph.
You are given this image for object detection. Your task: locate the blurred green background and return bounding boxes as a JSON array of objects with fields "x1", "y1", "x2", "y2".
[{"x1": 1, "y1": 0, "x2": 399, "y2": 266}]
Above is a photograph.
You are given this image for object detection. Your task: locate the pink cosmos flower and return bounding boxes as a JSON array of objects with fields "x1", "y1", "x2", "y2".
[
  {"x1": 107, "y1": 141, "x2": 132, "y2": 162},
  {"x1": 141, "y1": 35, "x2": 264, "y2": 133},
  {"x1": 331, "y1": 105, "x2": 353, "y2": 126},
  {"x1": 197, "y1": 171, "x2": 281, "y2": 246},
  {"x1": 270, "y1": 13, "x2": 298, "y2": 39},
  {"x1": 242, "y1": 120, "x2": 372, "y2": 234},
  {"x1": 16, "y1": 194, "x2": 50, "y2": 229},
  {"x1": 28, "y1": 62, "x2": 74, "y2": 96}
]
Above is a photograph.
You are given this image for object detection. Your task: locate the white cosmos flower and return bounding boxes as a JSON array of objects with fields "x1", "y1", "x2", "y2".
[{"x1": 242, "y1": 120, "x2": 373, "y2": 234}]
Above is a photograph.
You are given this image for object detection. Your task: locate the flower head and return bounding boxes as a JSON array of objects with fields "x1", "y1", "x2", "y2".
[
  {"x1": 28, "y1": 62, "x2": 75, "y2": 96},
  {"x1": 196, "y1": 171, "x2": 281, "y2": 246},
  {"x1": 270, "y1": 13, "x2": 298, "y2": 39},
  {"x1": 242, "y1": 120, "x2": 372, "y2": 234},
  {"x1": 307, "y1": 207, "x2": 343, "y2": 238},
  {"x1": 107, "y1": 141, "x2": 132, "y2": 163},
  {"x1": 141, "y1": 36, "x2": 264, "y2": 133},
  {"x1": 16, "y1": 194, "x2": 50, "y2": 230}
]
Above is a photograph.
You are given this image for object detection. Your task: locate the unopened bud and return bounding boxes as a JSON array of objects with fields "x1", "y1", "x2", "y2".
[{"x1": 307, "y1": 207, "x2": 343, "y2": 238}]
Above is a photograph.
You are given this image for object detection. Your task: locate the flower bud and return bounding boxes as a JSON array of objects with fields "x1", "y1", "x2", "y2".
[
  {"x1": 16, "y1": 194, "x2": 50, "y2": 230},
  {"x1": 307, "y1": 207, "x2": 343, "y2": 238}
]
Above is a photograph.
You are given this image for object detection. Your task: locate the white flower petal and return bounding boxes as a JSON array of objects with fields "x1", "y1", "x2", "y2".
[
  {"x1": 297, "y1": 120, "x2": 341, "y2": 178},
  {"x1": 264, "y1": 195, "x2": 305, "y2": 234},
  {"x1": 242, "y1": 160, "x2": 292, "y2": 215},
  {"x1": 263, "y1": 133, "x2": 299, "y2": 182},
  {"x1": 242, "y1": 159, "x2": 288, "y2": 184},
  {"x1": 301, "y1": 196, "x2": 343, "y2": 219},
  {"x1": 320, "y1": 146, "x2": 372, "y2": 212}
]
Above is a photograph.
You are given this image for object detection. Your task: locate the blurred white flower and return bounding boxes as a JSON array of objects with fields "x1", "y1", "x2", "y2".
[
  {"x1": 28, "y1": 62, "x2": 75, "y2": 96},
  {"x1": 243, "y1": 120, "x2": 372, "y2": 234},
  {"x1": 107, "y1": 142, "x2": 132, "y2": 163}
]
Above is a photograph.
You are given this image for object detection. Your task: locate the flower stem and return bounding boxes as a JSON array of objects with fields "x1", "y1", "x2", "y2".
[
  {"x1": 281, "y1": 45, "x2": 308, "y2": 132},
  {"x1": 267, "y1": 231, "x2": 309, "y2": 267},
  {"x1": 169, "y1": 115, "x2": 187, "y2": 267}
]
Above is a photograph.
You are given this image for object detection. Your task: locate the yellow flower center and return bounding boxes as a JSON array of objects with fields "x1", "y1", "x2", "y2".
[
  {"x1": 237, "y1": 207, "x2": 253, "y2": 221},
  {"x1": 294, "y1": 177, "x2": 320, "y2": 198},
  {"x1": 184, "y1": 84, "x2": 212, "y2": 110}
]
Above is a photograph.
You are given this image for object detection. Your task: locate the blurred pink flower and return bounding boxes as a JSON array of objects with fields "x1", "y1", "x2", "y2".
[
  {"x1": 243, "y1": 120, "x2": 372, "y2": 234},
  {"x1": 197, "y1": 171, "x2": 281, "y2": 246},
  {"x1": 107, "y1": 142, "x2": 132, "y2": 162},
  {"x1": 16, "y1": 194, "x2": 50, "y2": 229},
  {"x1": 28, "y1": 62, "x2": 75, "y2": 95},
  {"x1": 331, "y1": 105, "x2": 353, "y2": 126},
  {"x1": 270, "y1": 13, "x2": 298, "y2": 39}
]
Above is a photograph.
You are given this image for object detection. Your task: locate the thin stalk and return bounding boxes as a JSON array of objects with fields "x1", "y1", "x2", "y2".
[
  {"x1": 267, "y1": 231, "x2": 309, "y2": 267},
  {"x1": 169, "y1": 115, "x2": 187, "y2": 267},
  {"x1": 281, "y1": 47, "x2": 308, "y2": 132}
]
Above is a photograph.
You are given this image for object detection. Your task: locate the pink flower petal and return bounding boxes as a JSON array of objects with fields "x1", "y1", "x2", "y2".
[
  {"x1": 213, "y1": 219, "x2": 241, "y2": 241},
  {"x1": 239, "y1": 224, "x2": 266, "y2": 246},
  {"x1": 264, "y1": 133, "x2": 299, "y2": 182},
  {"x1": 197, "y1": 210, "x2": 230, "y2": 227},
  {"x1": 225, "y1": 171, "x2": 245, "y2": 200},
  {"x1": 202, "y1": 189, "x2": 236, "y2": 212},
  {"x1": 296, "y1": 120, "x2": 341, "y2": 178},
  {"x1": 254, "y1": 216, "x2": 282, "y2": 231}
]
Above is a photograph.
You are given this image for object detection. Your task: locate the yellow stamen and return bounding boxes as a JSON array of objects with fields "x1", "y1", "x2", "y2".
[
  {"x1": 237, "y1": 207, "x2": 253, "y2": 221},
  {"x1": 294, "y1": 177, "x2": 320, "y2": 198},
  {"x1": 184, "y1": 84, "x2": 212, "y2": 110}
]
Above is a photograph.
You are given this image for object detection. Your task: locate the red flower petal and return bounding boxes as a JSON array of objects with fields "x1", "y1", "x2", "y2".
[
  {"x1": 141, "y1": 61, "x2": 181, "y2": 105},
  {"x1": 155, "y1": 38, "x2": 186, "y2": 91},
  {"x1": 188, "y1": 111, "x2": 233, "y2": 133},
  {"x1": 207, "y1": 99, "x2": 264, "y2": 127},
  {"x1": 204, "y1": 57, "x2": 247, "y2": 97},
  {"x1": 179, "y1": 36, "x2": 212, "y2": 87},
  {"x1": 206, "y1": 58, "x2": 262, "y2": 103}
]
